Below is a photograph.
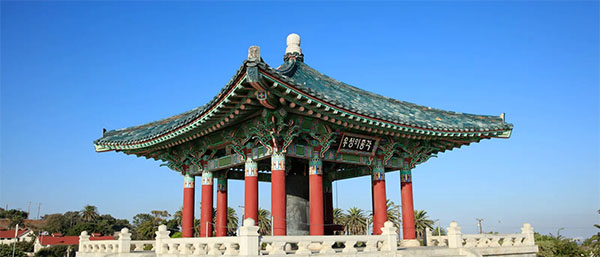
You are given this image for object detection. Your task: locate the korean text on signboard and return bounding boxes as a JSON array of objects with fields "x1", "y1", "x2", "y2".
[{"x1": 338, "y1": 133, "x2": 378, "y2": 156}]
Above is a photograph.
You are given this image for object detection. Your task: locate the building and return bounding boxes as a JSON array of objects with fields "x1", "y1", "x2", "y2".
[
  {"x1": 34, "y1": 233, "x2": 113, "y2": 252},
  {"x1": 93, "y1": 34, "x2": 513, "y2": 243},
  {"x1": 0, "y1": 229, "x2": 35, "y2": 244}
]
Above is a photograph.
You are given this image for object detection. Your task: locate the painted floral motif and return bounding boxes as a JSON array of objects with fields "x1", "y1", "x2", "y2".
[
  {"x1": 201, "y1": 171, "x2": 213, "y2": 185},
  {"x1": 271, "y1": 153, "x2": 285, "y2": 171},
  {"x1": 309, "y1": 156, "x2": 322, "y2": 175},
  {"x1": 401, "y1": 170, "x2": 412, "y2": 183},
  {"x1": 183, "y1": 175, "x2": 195, "y2": 188},
  {"x1": 245, "y1": 158, "x2": 258, "y2": 177}
]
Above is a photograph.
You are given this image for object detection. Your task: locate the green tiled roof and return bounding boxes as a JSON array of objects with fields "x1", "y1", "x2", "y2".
[
  {"x1": 94, "y1": 61, "x2": 248, "y2": 149},
  {"x1": 94, "y1": 57, "x2": 512, "y2": 151},
  {"x1": 272, "y1": 60, "x2": 512, "y2": 133}
]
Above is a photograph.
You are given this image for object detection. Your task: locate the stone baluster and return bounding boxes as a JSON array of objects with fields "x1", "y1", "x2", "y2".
[
  {"x1": 117, "y1": 228, "x2": 131, "y2": 253},
  {"x1": 79, "y1": 231, "x2": 90, "y2": 253},
  {"x1": 269, "y1": 241, "x2": 286, "y2": 255},
  {"x1": 447, "y1": 221, "x2": 463, "y2": 249},
  {"x1": 381, "y1": 221, "x2": 399, "y2": 251},
  {"x1": 223, "y1": 242, "x2": 238, "y2": 255},
  {"x1": 155, "y1": 224, "x2": 170, "y2": 255},
  {"x1": 296, "y1": 241, "x2": 312, "y2": 254},
  {"x1": 364, "y1": 239, "x2": 378, "y2": 252},
  {"x1": 342, "y1": 240, "x2": 358, "y2": 253},
  {"x1": 521, "y1": 223, "x2": 535, "y2": 246},
  {"x1": 239, "y1": 218, "x2": 260, "y2": 256},
  {"x1": 319, "y1": 240, "x2": 336, "y2": 254}
]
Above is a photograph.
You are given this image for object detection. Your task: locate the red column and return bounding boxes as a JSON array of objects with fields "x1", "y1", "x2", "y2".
[
  {"x1": 182, "y1": 173, "x2": 195, "y2": 238},
  {"x1": 324, "y1": 179, "x2": 334, "y2": 235},
  {"x1": 244, "y1": 156, "x2": 258, "y2": 222},
  {"x1": 309, "y1": 155, "x2": 324, "y2": 235},
  {"x1": 401, "y1": 169, "x2": 416, "y2": 240},
  {"x1": 271, "y1": 153, "x2": 286, "y2": 235},
  {"x1": 372, "y1": 160, "x2": 387, "y2": 235},
  {"x1": 200, "y1": 171, "x2": 213, "y2": 237},
  {"x1": 216, "y1": 176, "x2": 227, "y2": 237}
]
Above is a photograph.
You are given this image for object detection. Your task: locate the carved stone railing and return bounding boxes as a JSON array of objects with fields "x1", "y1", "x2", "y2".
[
  {"x1": 78, "y1": 238, "x2": 120, "y2": 253},
  {"x1": 77, "y1": 219, "x2": 538, "y2": 257},
  {"x1": 424, "y1": 228, "x2": 448, "y2": 246},
  {"x1": 130, "y1": 240, "x2": 155, "y2": 251},
  {"x1": 442, "y1": 222, "x2": 536, "y2": 249},
  {"x1": 154, "y1": 225, "x2": 241, "y2": 255},
  {"x1": 260, "y1": 221, "x2": 397, "y2": 255}
]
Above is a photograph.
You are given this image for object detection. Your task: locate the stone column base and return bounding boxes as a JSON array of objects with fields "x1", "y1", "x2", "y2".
[{"x1": 400, "y1": 239, "x2": 421, "y2": 247}]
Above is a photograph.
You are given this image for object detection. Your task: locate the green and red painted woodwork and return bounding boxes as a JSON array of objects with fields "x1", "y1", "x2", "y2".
[
  {"x1": 271, "y1": 152, "x2": 286, "y2": 235},
  {"x1": 400, "y1": 168, "x2": 416, "y2": 240},
  {"x1": 244, "y1": 148, "x2": 259, "y2": 223},
  {"x1": 372, "y1": 158, "x2": 387, "y2": 235},
  {"x1": 200, "y1": 170, "x2": 213, "y2": 237},
  {"x1": 309, "y1": 150, "x2": 324, "y2": 235},
  {"x1": 216, "y1": 175, "x2": 228, "y2": 237},
  {"x1": 182, "y1": 170, "x2": 195, "y2": 238}
]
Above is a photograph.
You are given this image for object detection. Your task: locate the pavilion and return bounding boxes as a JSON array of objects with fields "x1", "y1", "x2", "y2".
[{"x1": 93, "y1": 34, "x2": 513, "y2": 245}]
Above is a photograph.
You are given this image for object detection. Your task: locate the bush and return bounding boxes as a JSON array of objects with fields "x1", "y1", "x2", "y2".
[
  {"x1": 0, "y1": 244, "x2": 27, "y2": 257},
  {"x1": 35, "y1": 245, "x2": 78, "y2": 257}
]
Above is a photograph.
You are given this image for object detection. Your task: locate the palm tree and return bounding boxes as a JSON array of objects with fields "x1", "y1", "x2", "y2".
[
  {"x1": 332, "y1": 208, "x2": 346, "y2": 235},
  {"x1": 345, "y1": 207, "x2": 367, "y2": 235},
  {"x1": 81, "y1": 205, "x2": 99, "y2": 222},
  {"x1": 227, "y1": 207, "x2": 239, "y2": 236},
  {"x1": 257, "y1": 208, "x2": 271, "y2": 235},
  {"x1": 414, "y1": 210, "x2": 434, "y2": 241},
  {"x1": 386, "y1": 200, "x2": 401, "y2": 231},
  {"x1": 173, "y1": 207, "x2": 183, "y2": 227}
]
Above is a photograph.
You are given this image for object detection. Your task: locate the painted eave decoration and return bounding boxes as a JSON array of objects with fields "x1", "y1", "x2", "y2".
[{"x1": 93, "y1": 36, "x2": 513, "y2": 153}]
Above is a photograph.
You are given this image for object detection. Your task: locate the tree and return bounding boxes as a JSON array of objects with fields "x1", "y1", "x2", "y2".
[
  {"x1": 257, "y1": 208, "x2": 271, "y2": 235},
  {"x1": 535, "y1": 232, "x2": 585, "y2": 257},
  {"x1": 332, "y1": 208, "x2": 346, "y2": 235},
  {"x1": 345, "y1": 207, "x2": 367, "y2": 235},
  {"x1": 227, "y1": 207, "x2": 239, "y2": 236},
  {"x1": 413, "y1": 210, "x2": 433, "y2": 241},
  {"x1": 173, "y1": 207, "x2": 183, "y2": 227},
  {"x1": 432, "y1": 226, "x2": 446, "y2": 236},
  {"x1": 0, "y1": 208, "x2": 28, "y2": 227},
  {"x1": 386, "y1": 200, "x2": 401, "y2": 231},
  {"x1": 80, "y1": 205, "x2": 99, "y2": 222},
  {"x1": 581, "y1": 211, "x2": 600, "y2": 256},
  {"x1": 132, "y1": 213, "x2": 158, "y2": 240},
  {"x1": 0, "y1": 244, "x2": 26, "y2": 257}
]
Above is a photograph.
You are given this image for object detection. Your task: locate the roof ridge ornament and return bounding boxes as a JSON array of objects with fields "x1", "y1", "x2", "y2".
[
  {"x1": 284, "y1": 33, "x2": 304, "y2": 62},
  {"x1": 248, "y1": 46, "x2": 261, "y2": 62}
]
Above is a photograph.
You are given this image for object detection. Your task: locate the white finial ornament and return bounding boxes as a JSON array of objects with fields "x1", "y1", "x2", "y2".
[{"x1": 286, "y1": 33, "x2": 301, "y2": 54}]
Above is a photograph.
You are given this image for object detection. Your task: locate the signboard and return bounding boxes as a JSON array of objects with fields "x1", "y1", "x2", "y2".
[{"x1": 337, "y1": 133, "x2": 379, "y2": 156}]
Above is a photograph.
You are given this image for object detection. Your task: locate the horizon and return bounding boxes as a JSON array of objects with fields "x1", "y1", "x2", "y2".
[{"x1": 1, "y1": 1, "x2": 598, "y2": 240}]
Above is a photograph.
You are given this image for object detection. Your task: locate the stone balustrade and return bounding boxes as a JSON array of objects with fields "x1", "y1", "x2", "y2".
[
  {"x1": 261, "y1": 221, "x2": 397, "y2": 255},
  {"x1": 77, "y1": 219, "x2": 537, "y2": 257}
]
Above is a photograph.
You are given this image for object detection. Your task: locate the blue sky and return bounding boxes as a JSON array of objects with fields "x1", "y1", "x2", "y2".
[{"x1": 1, "y1": 1, "x2": 598, "y2": 239}]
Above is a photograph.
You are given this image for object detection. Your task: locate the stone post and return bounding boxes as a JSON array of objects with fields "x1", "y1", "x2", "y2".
[
  {"x1": 447, "y1": 221, "x2": 463, "y2": 248},
  {"x1": 521, "y1": 223, "x2": 535, "y2": 246},
  {"x1": 424, "y1": 227, "x2": 432, "y2": 246},
  {"x1": 117, "y1": 228, "x2": 131, "y2": 253},
  {"x1": 239, "y1": 218, "x2": 260, "y2": 256},
  {"x1": 155, "y1": 224, "x2": 171, "y2": 255},
  {"x1": 78, "y1": 231, "x2": 90, "y2": 253},
  {"x1": 381, "y1": 221, "x2": 398, "y2": 251}
]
